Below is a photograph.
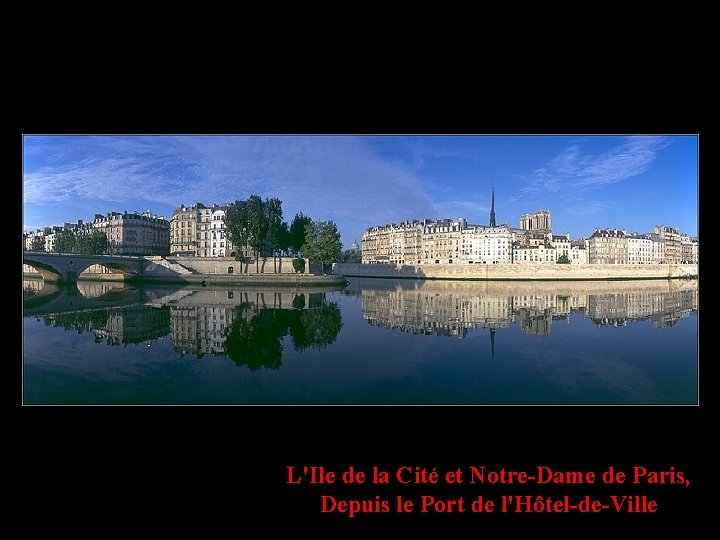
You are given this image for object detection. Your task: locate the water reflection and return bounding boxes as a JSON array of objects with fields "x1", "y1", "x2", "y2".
[
  {"x1": 350, "y1": 278, "x2": 698, "y2": 338},
  {"x1": 224, "y1": 300, "x2": 342, "y2": 370},
  {"x1": 23, "y1": 278, "x2": 698, "y2": 404},
  {"x1": 25, "y1": 280, "x2": 342, "y2": 369},
  {"x1": 42, "y1": 305, "x2": 170, "y2": 345}
]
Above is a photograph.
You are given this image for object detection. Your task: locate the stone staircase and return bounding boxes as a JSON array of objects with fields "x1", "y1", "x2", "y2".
[{"x1": 143, "y1": 256, "x2": 198, "y2": 276}]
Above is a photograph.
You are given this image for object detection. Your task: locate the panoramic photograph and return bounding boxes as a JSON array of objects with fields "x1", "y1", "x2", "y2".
[{"x1": 22, "y1": 134, "x2": 698, "y2": 405}]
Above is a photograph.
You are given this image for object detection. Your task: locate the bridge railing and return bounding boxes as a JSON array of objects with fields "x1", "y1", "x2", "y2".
[{"x1": 23, "y1": 252, "x2": 144, "y2": 260}]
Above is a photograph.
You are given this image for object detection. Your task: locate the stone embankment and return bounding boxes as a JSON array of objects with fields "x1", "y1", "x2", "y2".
[
  {"x1": 137, "y1": 256, "x2": 344, "y2": 287},
  {"x1": 332, "y1": 262, "x2": 698, "y2": 281}
]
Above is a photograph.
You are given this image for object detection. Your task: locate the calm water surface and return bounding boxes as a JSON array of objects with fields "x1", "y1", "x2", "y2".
[{"x1": 22, "y1": 277, "x2": 698, "y2": 405}]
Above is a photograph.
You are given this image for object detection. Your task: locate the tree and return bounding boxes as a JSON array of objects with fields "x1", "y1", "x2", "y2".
[
  {"x1": 77, "y1": 230, "x2": 109, "y2": 254},
  {"x1": 278, "y1": 221, "x2": 291, "y2": 256},
  {"x1": 557, "y1": 254, "x2": 571, "y2": 264},
  {"x1": 54, "y1": 229, "x2": 77, "y2": 253},
  {"x1": 264, "y1": 197, "x2": 284, "y2": 272},
  {"x1": 225, "y1": 199, "x2": 249, "y2": 261},
  {"x1": 289, "y1": 213, "x2": 313, "y2": 255},
  {"x1": 225, "y1": 195, "x2": 290, "y2": 273},
  {"x1": 88, "y1": 230, "x2": 108, "y2": 254},
  {"x1": 245, "y1": 195, "x2": 269, "y2": 272},
  {"x1": 30, "y1": 236, "x2": 46, "y2": 252},
  {"x1": 339, "y1": 248, "x2": 362, "y2": 263},
  {"x1": 301, "y1": 220, "x2": 342, "y2": 274},
  {"x1": 292, "y1": 258, "x2": 306, "y2": 273},
  {"x1": 224, "y1": 198, "x2": 260, "y2": 271}
]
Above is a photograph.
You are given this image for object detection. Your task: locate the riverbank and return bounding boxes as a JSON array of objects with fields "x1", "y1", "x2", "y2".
[
  {"x1": 23, "y1": 271, "x2": 348, "y2": 288},
  {"x1": 332, "y1": 262, "x2": 698, "y2": 281},
  {"x1": 128, "y1": 273, "x2": 347, "y2": 287}
]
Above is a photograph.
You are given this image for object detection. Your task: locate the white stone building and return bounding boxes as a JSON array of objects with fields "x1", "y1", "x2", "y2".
[
  {"x1": 588, "y1": 229, "x2": 628, "y2": 264},
  {"x1": 569, "y1": 243, "x2": 587, "y2": 265},
  {"x1": 512, "y1": 243, "x2": 556, "y2": 264},
  {"x1": 460, "y1": 225, "x2": 514, "y2": 264},
  {"x1": 627, "y1": 233, "x2": 653, "y2": 264},
  {"x1": 171, "y1": 202, "x2": 239, "y2": 257},
  {"x1": 549, "y1": 234, "x2": 571, "y2": 262}
]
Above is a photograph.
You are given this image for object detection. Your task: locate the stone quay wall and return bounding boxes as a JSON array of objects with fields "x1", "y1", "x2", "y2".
[
  {"x1": 332, "y1": 262, "x2": 698, "y2": 281},
  {"x1": 163, "y1": 256, "x2": 308, "y2": 275}
]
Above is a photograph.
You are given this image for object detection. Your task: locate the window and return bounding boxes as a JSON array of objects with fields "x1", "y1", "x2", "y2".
[{"x1": 228, "y1": 266, "x2": 234, "y2": 274}]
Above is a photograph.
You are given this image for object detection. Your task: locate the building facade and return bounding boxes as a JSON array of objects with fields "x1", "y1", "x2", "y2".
[
  {"x1": 92, "y1": 211, "x2": 170, "y2": 255},
  {"x1": 588, "y1": 229, "x2": 628, "y2": 264},
  {"x1": 550, "y1": 234, "x2": 571, "y2": 262},
  {"x1": 627, "y1": 233, "x2": 654, "y2": 264},
  {"x1": 461, "y1": 225, "x2": 514, "y2": 264},
  {"x1": 570, "y1": 239, "x2": 588, "y2": 265},
  {"x1": 361, "y1": 219, "x2": 515, "y2": 265},
  {"x1": 513, "y1": 243, "x2": 556, "y2": 264},
  {"x1": 654, "y1": 225, "x2": 682, "y2": 264},
  {"x1": 170, "y1": 202, "x2": 242, "y2": 257},
  {"x1": 680, "y1": 235, "x2": 699, "y2": 264}
]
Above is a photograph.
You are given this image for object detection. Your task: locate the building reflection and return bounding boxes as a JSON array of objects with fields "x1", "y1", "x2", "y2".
[
  {"x1": 355, "y1": 279, "x2": 698, "y2": 338},
  {"x1": 41, "y1": 305, "x2": 171, "y2": 345},
  {"x1": 30, "y1": 280, "x2": 697, "y2": 368},
  {"x1": 588, "y1": 288, "x2": 698, "y2": 328},
  {"x1": 33, "y1": 286, "x2": 343, "y2": 370},
  {"x1": 164, "y1": 290, "x2": 335, "y2": 360}
]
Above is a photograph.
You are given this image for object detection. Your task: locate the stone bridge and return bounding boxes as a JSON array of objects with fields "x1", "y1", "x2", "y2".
[{"x1": 23, "y1": 252, "x2": 146, "y2": 283}]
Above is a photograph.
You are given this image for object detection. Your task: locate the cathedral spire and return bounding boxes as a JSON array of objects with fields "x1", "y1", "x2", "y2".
[{"x1": 490, "y1": 187, "x2": 496, "y2": 227}]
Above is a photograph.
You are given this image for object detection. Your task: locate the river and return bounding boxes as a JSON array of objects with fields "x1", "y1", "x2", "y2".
[{"x1": 22, "y1": 277, "x2": 698, "y2": 405}]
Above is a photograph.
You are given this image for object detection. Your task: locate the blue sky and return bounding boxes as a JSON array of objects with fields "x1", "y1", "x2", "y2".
[{"x1": 23, "y1": 135, "x2": 698, "y2": 247}]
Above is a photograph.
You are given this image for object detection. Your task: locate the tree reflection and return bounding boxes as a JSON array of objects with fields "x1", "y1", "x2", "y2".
[
  {"x1": 289, "y1": 305, "x2": 343, "y2": 353},
  {"x1": 224, "y1": 296, "x2": 342, "y2": 370},
  {"x1": 44, "y1": 309, "x2": 110, "y2": 332}
]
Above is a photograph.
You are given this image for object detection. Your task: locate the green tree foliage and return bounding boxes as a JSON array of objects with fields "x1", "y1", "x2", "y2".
[
  {"x1": 557, "y1": 254, "x2": 571, "y2": 264},
  {"x1": 264, "y1": 197, "x2": 285, "y2": 272},
  {"x1": 339, "y1": 249, "x2": 362, "y2": 263},
  {"x1": 292, "y1": 258, "x2": 306, "y2": 273},
  {"x1": 278, "y1": 221, "x2": 291, "y2": 255},
  {"x1": 301, "y1": 220, "x2": 342, "y2": 273},
  {"x1": 224, "y1": 194, "x2": 289, "y2": 272},
  {"x1": 30, "y1": 236, "x2": 46, "y2": 252},
  {"x1": 264, "y1": 197, "x2": 284, "y2": 254},
  {"x1": 54, "y1": 229, "x2": 77, "y2": 253},
  {"x1": 224, "y1": 199, "x2": 251, "y2": 260},
  {"x1": 289, "y1": 213, "x2": 313, "y2": 255},
  {"x1": 78, "y1": 230, "x2": 109, "y2": 254},
  {"x1": 245, "y1": 195, "x2": 268, "y2": 271}
]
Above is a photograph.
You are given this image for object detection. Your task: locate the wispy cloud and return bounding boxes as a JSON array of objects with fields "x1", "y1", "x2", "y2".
[
  {"x1": 564, "y1": 200, "x2": 611, "y2": 218},
  {"x1": 404, "y1": 138, "x2": 494, "y2": 170},
  {"x1": 521, "y1": 136, "x2": 670, "y2": 194},
  {"x1": 23, "y1": 136, "x2": 438, "y2": 241}
]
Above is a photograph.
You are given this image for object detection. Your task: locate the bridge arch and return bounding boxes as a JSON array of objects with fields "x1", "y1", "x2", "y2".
[
  {"x1": 22, "y1": 258, "x2": 64, "y2": 282},
  {"x1": 23, "y1": 253, "x2": 144, "y2": 283}
]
